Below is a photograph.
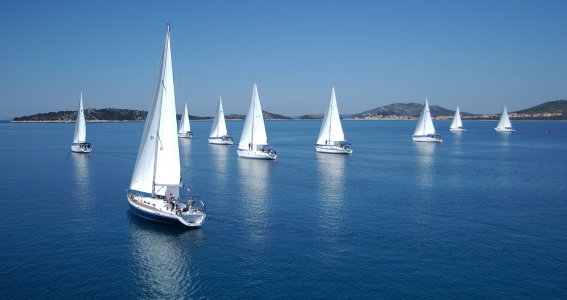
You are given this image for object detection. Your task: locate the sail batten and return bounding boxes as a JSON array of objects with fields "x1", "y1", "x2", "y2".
[
  {"x1": 317, "y1": 86, "x2": 345, "y2": 145},
  {"x1": 130, "y1": 26, "x2": 181, "y2": 197},
  {"x1": 239, "y1": 83, "x2": 268, "y2": 150}
]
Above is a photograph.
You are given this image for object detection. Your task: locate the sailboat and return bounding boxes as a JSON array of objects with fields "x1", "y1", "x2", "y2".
[
  {"x1": 316, "y1": 86, "x2": 352, "y2": 154},
  {"x1": 208, "y1": 97, "x2": 233, "y2": 145},
  {"x1": 412, "y1": 98, "x2": 442, "y2": 142},
  {"x1": 71, "y1": 91, "x2": 92, "y2": 153},
  {"x1": 494, "y1": 106, "x2": 515, "y2": 132},
  {"x1": 127, "y1": 25, "x2": 206, "y2": 227},
  {"x1": 449, "y1": 106, "x2": 466, "y2": 132},
  {"x1": 177, "y1": 102, "x2": 192, "y2": 138},
  {"x1": 237, "y1": 82, "x2": 277, "y2": 160}
]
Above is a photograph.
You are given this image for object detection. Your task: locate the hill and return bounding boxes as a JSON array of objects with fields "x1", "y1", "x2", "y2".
[
  {"x1": 349, "y1": 103, "x2": 462, "y2": 119},
  {"x1": 12, "y1": 108, "x2": 291, "y2": 122},
  {"x1": 12, "y1": 108, "x2": 211, "y2": 122},
  {"x1": 514, "y1": 100, "x2": 567, "y2": 114}
]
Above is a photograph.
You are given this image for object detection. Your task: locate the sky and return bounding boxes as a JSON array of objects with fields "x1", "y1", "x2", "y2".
[{"x1": 1, "y1": 0, "x2": 566, "y2": 119}]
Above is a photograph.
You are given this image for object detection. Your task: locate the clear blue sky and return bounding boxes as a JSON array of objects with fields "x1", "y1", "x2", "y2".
[{"x1": 1, "y1": 0, "x2": 566, "y2": 119}]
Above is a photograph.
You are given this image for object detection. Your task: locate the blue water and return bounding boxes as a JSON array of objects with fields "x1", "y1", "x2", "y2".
[{"x1": 0, "y1": 120, "x2": 566, "y2": 299}]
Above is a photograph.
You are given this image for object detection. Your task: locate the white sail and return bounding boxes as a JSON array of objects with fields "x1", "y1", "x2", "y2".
[
  {"x1": 73, "y1": 91, "x2": 87, "y2": 144},
  {"x1": 495, "y1": 106, "x2": 513, "y2": 130},
  {"x1": 238, "y1": 83, "x2": 268, "y2": 150},
  {"x1": 178, "y1": 102, "x2": 191, "y2": 133},
  {"x1": 317, "y1": 86, "x2": 345, "y2": 145},
  {"x1": 130, "y1": 25, "x2": 181, "y2": 197},
  {"x1": 210, "y1": 97, "x2": 228, "y2": 138},
  {"x1": 413, "y1": 98, "x2": 436, "y2": 136},
  {"x1": 450, "y1": 106, "x2": 463, "y2": 129}
]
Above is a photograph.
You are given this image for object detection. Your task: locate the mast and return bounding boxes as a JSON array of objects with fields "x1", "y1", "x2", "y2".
[{"x1": 130, "y1": 24, "x2": 180, "y2": 197}]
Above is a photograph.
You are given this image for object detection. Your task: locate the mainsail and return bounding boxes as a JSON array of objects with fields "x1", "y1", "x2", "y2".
[
  {"x1": 210, "y1": 97, "x2": 228, "y2": 138},
  {"x1": 130, "y1": 25, "x2": 181, "y2": 198},
  {"x1": 73, "y1": 91, "x2": 87, "y2": 144},
  {"x1": 450, "y1": 106, "x2": 463, "y2": 130},
  {"x1": 413, "y1": 98, "x2": 436, "y2": 136},
  {"x1": 178, "y1": 102, "x2": 191, "y2": 134},
  {"x1": 496, "y1": 106, "x2": 513, "y2": 130},
  {"x1": 238, "y1": 83, "x2": 268, "y2": 150},
  {"x1": 317, "y1": 86, "x2": 345, "y2": 145}
]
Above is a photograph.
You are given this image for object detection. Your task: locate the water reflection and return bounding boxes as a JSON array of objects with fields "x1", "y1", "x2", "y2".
[
  {"x1": 238, "y1": 159, "x2": 272, "y2": 242},
  {"x1": 316, "y1": 153, "x2": 347, "y2": 242},
  {"x1": 179, "y1": 138, "x2": 192, "y2": 172},
  {"x1": 128, "y1": 214, "x2": 204, "y2": 298},
  {"x1": 498, "y1": 131, "x2": 511, "y2": 148},
  {"x1": 414, "y1": 143, "x2": 436, "y2": 187},
  {"x1": 71, "y1": 153, "x2": 92, "y2": 209},
  {"x1": 210, "y1": 145, "x2": 229, "y2": 184}
]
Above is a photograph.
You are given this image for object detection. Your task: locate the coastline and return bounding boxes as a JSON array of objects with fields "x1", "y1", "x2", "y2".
[{"x1": 8, "y1": 118, "x2": 566, "y2": 123}]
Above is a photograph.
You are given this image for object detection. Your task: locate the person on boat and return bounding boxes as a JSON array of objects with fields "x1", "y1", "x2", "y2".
[{"x1": 167, "y1": 193, "x2": 173, "y2": 210}]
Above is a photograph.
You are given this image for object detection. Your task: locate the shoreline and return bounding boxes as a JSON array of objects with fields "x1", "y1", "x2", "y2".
[{"x1": 8, "y1": 118, "x2": 566, "y2": 123}]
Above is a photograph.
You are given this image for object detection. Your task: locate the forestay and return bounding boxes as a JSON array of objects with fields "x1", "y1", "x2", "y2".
[{"x1": 130, "y1": 26, "x2": 181, "y2": 198}]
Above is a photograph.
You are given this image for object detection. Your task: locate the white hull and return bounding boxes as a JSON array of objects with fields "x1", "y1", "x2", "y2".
[
  {"x1": 495, "y1": 128, "x2": 515, "y2": 132},
  {"x1": 450, "y1": 127, "x2": 466, "y2": 132},
  {"x1": 316, "y1": 145, "x2": 352, "y2": 154},
  {"x1": 127, "y1": 193, "x2": 205, "y2": 227},
  {"x1": 412, "y1": 135, "x2": 442, "y2": 143},
  {"x1": 71, "y1": 143, "x2": 92, "y2": 153},
  {"x1": 178, "y1": 131, "x2": 192, "y2": 138},
  {"x1": 208, "y1": 137, "x2": 233, "y2": 145},
  {"x1": 237, "y1": 149, "x2": 277, "y2": 160}
]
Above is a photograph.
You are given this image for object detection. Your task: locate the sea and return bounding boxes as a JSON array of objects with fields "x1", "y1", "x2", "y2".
[{"x1": 0, "y1": 120, "x2": 566, "y2": 299}]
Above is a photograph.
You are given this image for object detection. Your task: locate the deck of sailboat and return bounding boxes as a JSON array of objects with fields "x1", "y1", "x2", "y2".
[
  {"x1": 237, "y1": 149, "x2": 277, "y2": 160},
  {"x1": 127, "y1": 194, "x2": 205, "y2": 227},
  {"x1": 208, "y1": 136, "x2": 233, "y2": 145},
  {"x1": 412, "y1": 135, "x2": 442, "y2": 143},
  {"x1": 316, "y1": 145, "x2": 352, "y2": 154}
]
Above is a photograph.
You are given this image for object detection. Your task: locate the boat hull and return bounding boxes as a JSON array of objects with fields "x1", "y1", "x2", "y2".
[
  {"x1": 450, "y1": 127, "x2": 466, "y2": 132},
  {"x1": 316, "y1": 145, "x2": 352, "y2": 154},
  {"x1": 237, "y1": 149, "x2": 277, "y2": 160},
  {"x1": 178, "y1": 131, "x2": 193, "y2": 138},
  {"x1": 127, "y1": 194, "x2": 205, "y2": 227},
  {"x1": 412, "y1": 135, "x2": 442, "y2": 143},
  {"x1": 71, "y1": 143, "x2": 92, "y2": 153},
  {"x1": 494, "y1": 128, "x2": 515, "y2": 132},
  {"x1": 208, "y1": 137, "x2": 233, "y2": 145}
]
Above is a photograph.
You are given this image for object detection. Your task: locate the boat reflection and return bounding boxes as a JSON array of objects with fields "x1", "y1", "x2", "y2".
[
  {"x1": 71, "y1": 152, "x2": 92, "y2": 208},
  {"x1": 498, "y1": 130, "x2": 511, "y2": 148},
  {"x1": 316, "y1": 153, "x2": 347, "y2": 242},
  {"x1": 127, "y1": 213, "x2": 204, "y2": 298},
  {"x1": 179, "y1": 138, "x2": 192, "y2": 171},
  {"x1": 414, "y1": 142, "x2": 436, "y2": 188},
  {"x1": 238, "y1": 159, "x2": 272, "y2": 242},
  {"x1": 210, "y1": 144, "x2": 229, "y2": 184}
]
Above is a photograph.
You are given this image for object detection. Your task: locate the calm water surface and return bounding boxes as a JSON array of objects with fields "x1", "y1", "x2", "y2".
[{"x1": 0, "y1": 120, "x2": 566, "y2": 299}]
